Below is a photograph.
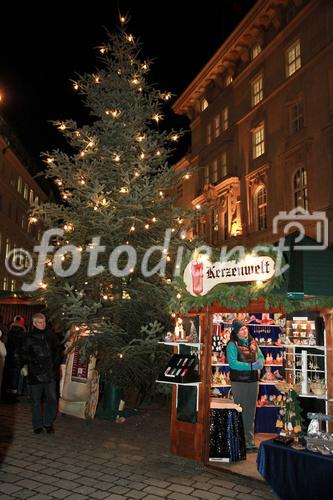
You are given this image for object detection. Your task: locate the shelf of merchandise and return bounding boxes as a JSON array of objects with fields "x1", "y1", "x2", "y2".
[
  {"x1": 281, "y1": 344, "x2": 325, "y2": 350},
  {"x1": 211, "y1": 363, "x2": 228, "y2": 367},
  {"x1": 258, "y1": 345, "x2": 283, "y2": 348},
  {"x1": 212, "y1": 382, "x2": 282, "y2": 387},
  {"x1": 156, "y1": 380, "x2": 201, "y2": 387},
  {"x1": 157, "y1": 336, "x2": 202, "y2": 387},
  {"x1": 263, "y1": 364, "x2": 283, "y2": 367},
  {"x1": 256, "y1": 405, "x2": 286, "y2": 408},
  {"x1": 220, "y1": 322, "x2": 282, "y2": 328}
]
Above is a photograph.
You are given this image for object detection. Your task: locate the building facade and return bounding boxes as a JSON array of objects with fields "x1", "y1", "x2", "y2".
[
  {"x1": 173, "y1": 0, "x2": 333, "y2": 249},
  {"x1": 0, "y1": 115, "x2": 46, "y2": 292}
]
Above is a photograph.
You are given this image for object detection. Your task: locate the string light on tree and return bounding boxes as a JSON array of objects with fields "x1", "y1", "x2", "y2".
[{"x1": 36, "y1": 21, "x2": 196, "y2": 400}]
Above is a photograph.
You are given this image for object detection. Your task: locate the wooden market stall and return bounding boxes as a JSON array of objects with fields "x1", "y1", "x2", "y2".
[{"x1": 159, "y1": 234, "x2": 333, "y2": 478}]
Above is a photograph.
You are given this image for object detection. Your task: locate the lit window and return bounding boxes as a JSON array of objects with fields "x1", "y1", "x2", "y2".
[
  {"x1": 222, "y1": 107, "x2": 228, "y2": 131},
  {"x1": 293, "y1": 167, "x2": 308, "y2": 209},
  {"x1": 206, "y1": 123, "x2": 212, "y2": 145},
  {"x1": 200, "y1": 98, "x2": 209, "y2": 111},
  {"x1": 23, "y1": 184, "x2": 28, "y2": 200},
  {"x1": 255, "y1": 186, "x2": 267, "y2": 231},
  {"x1": 213, "y1": 114, "x2": 220, "y2": 138},
  {"x1": 212, "y1": 159, "x2": 218, "y2": 183},
  {"x1": 225, "y1": 74, "x2": 233, "y2": 87},
  {"x1": 29, "y1": 189, "x2": 34, "y2": 205},
  {"x1": 3, "y1": 277, "x2": 8, "y2": 291},
  {"x1": 204, "y1": 165, "x2": 210, "y2": 185},
  {"x1": 286, "y1": 40, "x2": 301, "y2": 77},
  {"x1": 221, "y1": 152, "x2": 227, "y2": 178},
  {"x1": 176, "y1": 183, "x2": 183, "y2": 199},
  {"x1": 289, "y1": 100, "x2": 304, "y2": 134},
  {"x1": 10, "y1": 280, "x2": 16, "y2": 292},
  {"x1": 251, "y1": 75, "x2": 263, "y2": 107},
  {"x1": 17, "y1": 176, "x2": 23, "y2": 193},
  {"x1": 251, "y1": 43, "x2": 262, "y2": 60},
  {"x1": 222, "y1": 210, "x2": 228, "y2": 241},
  {"x1": 212, "y1": 208, "x2": 220, "y2": 245},
  {"x1": 35, "y1": 196, "x2": 39, "y2": 205},
  {"x1": 5, "y1": 238, "x2": 10, "y2": 258},
  {"x1": 252, "y1": 124, "x2": 265, "y2": 159}
]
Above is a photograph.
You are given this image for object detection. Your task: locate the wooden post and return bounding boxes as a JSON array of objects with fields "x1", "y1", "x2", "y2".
[{"x1": 323, "y1": 311, "x2": 333, "y2": 432}]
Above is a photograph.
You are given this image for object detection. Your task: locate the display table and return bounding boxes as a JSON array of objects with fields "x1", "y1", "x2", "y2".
[
  {"x1": 209, "y1": 398, "x2": 246, "y2": 462},
  {"x1": 257, "y1": 439, "x2": 333, "y2": 500}
]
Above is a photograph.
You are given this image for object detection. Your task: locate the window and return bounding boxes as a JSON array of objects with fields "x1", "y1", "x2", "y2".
[
  {"x1": 21, "y1": 216, "x2": 26, "y2": 230},
  {"x1": 289, "y1": 100, "x2": 304, "y2": 134},
  {"x1": 29, "y1": 189, "x2": 34, "y2": 205},
  {"x1": 286, "y1": 40, "x2": 301, "y2": 77},
  {"x1": 213, "y1": 114, "x2": 220, "y2": 138},
  {"x1": 293, "y1": 167, "x2": 308, "y2": 209},
  {"x1": 212, "y1": 208, "x2": 219, "y2": 245},
  {"x1": 255, "y1": 186, "x2": 267, "y2": 231},
  {"x1": 212, "y1": 159, "x2": 218, "y2": 183},
  {"x1": 222, "y1": 107, "x2": 228, "y2": 131},
  {"x1": 222, "y1": 210, "x2": 229, "y2": 241},
  {"x1": 206, "y1": 123, "x2": 212, "y2": 145},
  {"x1": 204, "y1": 165, "x2": 210, "y2": 185},
  {"x1": 17, "y1": 176, "x2": 23, "y2": 193},
  {"x1": 23, "y1": 184, "x2": 28, "y2": 200},
  {"x1": 252, "y1": 124, "x2": 265, "y2": 159},
  {"x1": 176, "y1": 183, "x2": 183, "y2": 199},
  {"x1": 200, "y1": 98, "x2": 209, "y2": 111},
  {"x1": 225, "y1": 74, "x2": 233, "y2": 87},
  {"x1": 5, "y1": 238, "x2": 10, "y2": 258},
  {"x1": 3, "y1": 277, "x2": 8, "y2": 291},
  {"x1": 221, "y1": 152, "x2": 227, "y2": 178},
  {"x1": 35, "y1": 196, "x2": 39, "y2": 205},
  {"x1": 251, "y1": 75, "x2": 263, "y2": 107},
  {"x1": 251, "y1": 43, "x2": 262, "y2": 60},
  {"x1": 10, "y1": 280, "x2": 16, "y2": 292}
]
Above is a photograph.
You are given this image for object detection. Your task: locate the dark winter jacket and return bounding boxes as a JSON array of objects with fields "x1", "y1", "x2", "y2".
[
  {"x1": 5, "y1": 323, "x2": 26, "y2": 370},
  {"x1": 21, "y1": 327, "x2": 61, "y2": 385}
]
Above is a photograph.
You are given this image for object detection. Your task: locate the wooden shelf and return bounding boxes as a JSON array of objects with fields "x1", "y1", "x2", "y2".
[
  {"x1": 281, "y1": 344, "x2": 325, "y2": 350},
  {"x1": 156, "y1": 380, "x2": 201, "y2": 387}
]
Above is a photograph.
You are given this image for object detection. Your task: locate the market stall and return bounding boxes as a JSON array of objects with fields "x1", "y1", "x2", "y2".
[{"x1": 158, "y1": 234, "x2": 333, "y2": 477}]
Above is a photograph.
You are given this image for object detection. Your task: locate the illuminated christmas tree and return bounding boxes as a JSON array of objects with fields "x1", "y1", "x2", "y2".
[{"x1": 30, "y1": 17, "x2": 196, "y2": 395}]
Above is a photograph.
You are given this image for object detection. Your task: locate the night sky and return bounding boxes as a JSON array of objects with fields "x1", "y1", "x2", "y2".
[{"x1": 0, "y1": 1, "x2": 256, "y2": 170}]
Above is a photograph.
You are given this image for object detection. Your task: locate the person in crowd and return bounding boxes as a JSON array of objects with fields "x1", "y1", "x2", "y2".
[
  {"x1": 0, "y1": 329, "x2": 7, "y2": 392},
  {"x1": 226, "y1": 319, "x2": 264, "y2": 452},
  {"x1": 1, "y1": 315, "x2": 26, "y2": 402},
  {"x1": 21, "y1": 313, "x2": 61, "y2": 434},
  {"x1": 0, "y1": 315, "x2": 8, "y2": 345}
]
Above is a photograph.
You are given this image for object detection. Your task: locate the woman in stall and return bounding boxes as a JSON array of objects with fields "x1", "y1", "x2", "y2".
[{"x1": 226, "y1": 319, "x2": 264, "y2": 453}]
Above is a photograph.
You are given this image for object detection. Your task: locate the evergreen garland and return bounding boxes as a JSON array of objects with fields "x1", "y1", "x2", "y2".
[{"x1": 169, "y1": 245, "x2": 333, "y2": 313}]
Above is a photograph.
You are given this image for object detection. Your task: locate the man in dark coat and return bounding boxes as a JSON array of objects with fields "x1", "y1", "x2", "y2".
[
  {"x1": 21, "y1": 313, "x2": 61, "y2": 434},
  {"x1": 1, "y1": 315, "x2": 26, "y2": 402}
]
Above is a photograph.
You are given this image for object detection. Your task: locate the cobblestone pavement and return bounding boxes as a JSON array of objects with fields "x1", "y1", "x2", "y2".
[{"x1": 0, "y1": 400, "x2": 277, "y2": 500}]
